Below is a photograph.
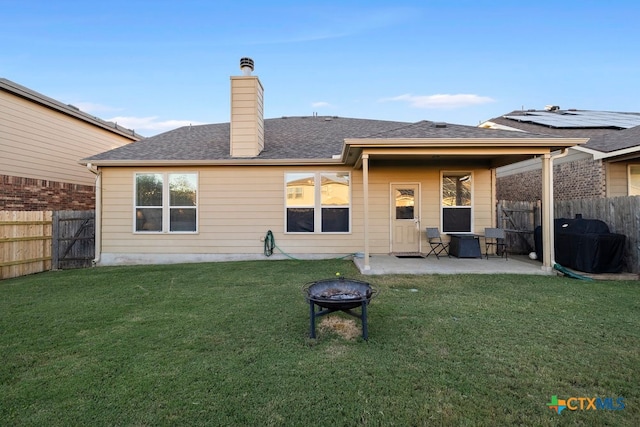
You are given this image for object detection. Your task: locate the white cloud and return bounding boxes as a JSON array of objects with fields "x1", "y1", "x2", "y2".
[
  {"x1": 106, "y1": 116, "x2": 205, "y2": 135},
  {"x1": 311, "y1": 101, "x2": 332, "y2": 108},
  {"x1": 70, "y1": 102, "x2": 201, "y2": 135},
  {"x1": 381, "y1": 93, "x2": 495, "y2": 109}
]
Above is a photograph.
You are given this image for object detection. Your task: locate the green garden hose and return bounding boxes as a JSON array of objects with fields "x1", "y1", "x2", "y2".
[
  {"x1": 264, "y1": 230, "x2": 299, "y2": 260},
  {"x1": 264, "y1": 230, "x2": 275, "y2": 257},
  {"x1": 263, "y1": 230, "x2": 356, "y2": 260}
]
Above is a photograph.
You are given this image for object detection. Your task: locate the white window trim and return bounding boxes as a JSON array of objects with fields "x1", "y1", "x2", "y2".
[
  {"x1": 284, "y1": 171, "x2": 352, "y2": 234},
  {"x1": 440, "y1": 171, "x2": 474, "y2": 234},
  {"x1": 133, "y1": 172, "x2": 199, "y2": 234}
]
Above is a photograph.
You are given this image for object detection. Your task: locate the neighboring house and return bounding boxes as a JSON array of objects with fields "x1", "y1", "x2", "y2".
[
  {"x1": 0, "y1": 78, "x2": 142, "y2": 210},
  {"x1": 82, "y1": 59, "x2": 587, "y2": 272},
  {"x1": 480, "y1": 108, "x2": 640, "y2": 201}
]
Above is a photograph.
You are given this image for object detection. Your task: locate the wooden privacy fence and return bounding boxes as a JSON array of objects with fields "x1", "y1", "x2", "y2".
[
  {"x1": 497, "y1": 197, "x2": 640, "y2": 274},
  {"x1": 0, "y1": 210, "x2": 95, "y2": 280},
  {"x1": 0, "y1": 211, "x2": 52, "y2": 280}
]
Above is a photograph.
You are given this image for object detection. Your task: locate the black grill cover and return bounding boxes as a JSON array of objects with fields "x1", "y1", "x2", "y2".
[{"x1": 534, "y1": 218, "x2": 626, "y2": 273}]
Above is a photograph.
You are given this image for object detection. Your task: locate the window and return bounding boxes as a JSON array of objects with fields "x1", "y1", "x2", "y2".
[
  {"x1": 135, "y1": 173, "x2": 198, "y2": 233},
  {"x1": 441, "y1": 172, "x2": 472, "y2": 233},
  {"x1": 629, "y1": 165, "x2": 640, "y2": 196},
  {"x1": 285, "y1": 172, "x2": 350, "y2": 233}
]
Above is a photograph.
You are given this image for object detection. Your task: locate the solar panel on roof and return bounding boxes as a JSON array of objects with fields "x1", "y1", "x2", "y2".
[{"x1": 504, "y1": 110, "x2": 640, "y2": 129}]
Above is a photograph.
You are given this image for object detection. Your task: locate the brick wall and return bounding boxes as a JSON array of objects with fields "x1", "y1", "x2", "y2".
[
  {"x1": 1, "y1": 174, "x2": 95, "y2": 211},
  {"x1": 497, "y1": 169, "x2": 542, "y2": 202},
  {"x1": 554, "y1": 158, "x2": 606, "y2": 200},
  {"x1": 497, "y1": 158, "x2": 606, "y2": 202}
]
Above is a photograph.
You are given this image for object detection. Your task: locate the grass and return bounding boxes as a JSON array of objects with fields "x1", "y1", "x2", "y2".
[{"x1": 0, "y1": 259, "x2": 638, "y2": 426}]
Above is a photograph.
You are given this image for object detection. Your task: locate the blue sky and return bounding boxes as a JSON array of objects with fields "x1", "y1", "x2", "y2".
[{"x1": 2, "y1": 0, "x2": 639, "y2": 136}]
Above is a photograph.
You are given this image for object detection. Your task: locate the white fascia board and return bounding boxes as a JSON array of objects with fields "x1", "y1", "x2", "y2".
[
  {"x1": 478, "y1": 121, "x2": 528, "y2": 132},
  {"x1": 574, "y1": 144, "x2": 640, "y2": 160}
]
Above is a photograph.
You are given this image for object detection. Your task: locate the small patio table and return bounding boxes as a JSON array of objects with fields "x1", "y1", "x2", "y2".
[{"x1": 448, "y1": 234, "x2": 482, "y2": 258}]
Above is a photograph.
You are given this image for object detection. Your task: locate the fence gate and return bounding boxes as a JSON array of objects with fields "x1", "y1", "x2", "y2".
[
  {"x1": 497, "y1": 200, "x2": 541, "y2": 254},
  {"x1": 52, "y1": 210, "x2": 95, "y2": 269}
]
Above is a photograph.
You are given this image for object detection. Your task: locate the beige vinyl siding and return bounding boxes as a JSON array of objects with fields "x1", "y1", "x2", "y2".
[
  {"x1": 230, "y1": 76, "x2": 264, "y2": 157},
  {"x1": 605, "y1": 162, "x2": 631, "y2": 197},
  {"x1": 0, "y1": 90, "x2": 134, "y2": 186},
  {"x1": 100, "y1": 163, "x2": 495, "y2": 261},
  {"x1": 102, "y1": 166, "x2": 337, "y2": 256}
]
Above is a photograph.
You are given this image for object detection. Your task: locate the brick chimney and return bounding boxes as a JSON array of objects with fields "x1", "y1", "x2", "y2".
[{"x1": 230, "y1": 57, "x2": 264, "y2": 157}]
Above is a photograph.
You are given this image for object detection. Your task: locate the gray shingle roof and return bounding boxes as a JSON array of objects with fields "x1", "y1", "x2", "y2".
[
  {"x1": 585, "y1": 125, "x2": 640, "y2": 153},
  {"x1": 84, "y1": 116, "x2": 563, "y2": 163},
  {"x1": 365, "y1": 120, "x2": 556, "y2": 139}
]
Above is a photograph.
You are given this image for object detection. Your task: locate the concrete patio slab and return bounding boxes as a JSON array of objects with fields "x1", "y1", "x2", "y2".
[
  {"x1": 352, "y1": 255, "x2": 638, "y2": 279},
  {"x1": 353, "y1": 254, "x2": 551, "y2": 276}
]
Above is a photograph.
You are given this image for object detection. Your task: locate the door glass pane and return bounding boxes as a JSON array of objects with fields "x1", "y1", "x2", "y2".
[{"x1": 395, "y1": 189, "x2": 415, "y2": 220}]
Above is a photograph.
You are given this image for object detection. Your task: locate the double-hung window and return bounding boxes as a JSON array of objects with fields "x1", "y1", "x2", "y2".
[
  {"x1": 135, "y1": 173, "x2": 198, "y2": 233},
  {"x1": 285, "y1": 172, "x2": 350, "y2": 233},
  {"x1": 441, "y1": 172, "x2": 472, "y2": 233}
]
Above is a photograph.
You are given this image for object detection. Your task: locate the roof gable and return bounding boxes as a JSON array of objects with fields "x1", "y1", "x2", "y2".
[{"x1": 0, "y1": 78, "x2": 142, "y2": 140}]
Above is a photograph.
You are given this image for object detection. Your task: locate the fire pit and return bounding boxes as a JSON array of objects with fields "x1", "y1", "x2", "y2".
[{"x1": 303, "y1": 277, "x2": 377, "y2": 340}]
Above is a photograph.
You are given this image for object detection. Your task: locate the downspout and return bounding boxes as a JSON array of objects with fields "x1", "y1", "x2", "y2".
[
  {"x1": 546, "y1": 149, "x2": 569, "y2": 271},
  {"x1": 86, "y1": 163, "x2": 102, "y2": 266}
]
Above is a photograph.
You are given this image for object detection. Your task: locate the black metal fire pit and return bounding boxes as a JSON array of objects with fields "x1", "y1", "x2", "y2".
[{"x1": 303, "y1": 277, "x2": 377, "y2": 340}]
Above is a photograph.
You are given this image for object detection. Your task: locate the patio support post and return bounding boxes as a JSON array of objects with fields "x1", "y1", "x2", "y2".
[
  {"x1": 491, "y1": 168, "x2": 497, "y2": 227},
  {"x1": 363, "y1": 154, "x2": 370, "y2": 270},
  {"x1": 541, "y1": 153, "x2": 553, "y2": 272}
]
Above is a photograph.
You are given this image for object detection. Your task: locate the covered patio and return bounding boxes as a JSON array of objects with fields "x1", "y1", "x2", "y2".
[
  {"x1": 340, "y1": 126, "x2": 589, "y2": 274},
  {"x1": 353, "y1": 254, "x2": 549, "y2": 276}
]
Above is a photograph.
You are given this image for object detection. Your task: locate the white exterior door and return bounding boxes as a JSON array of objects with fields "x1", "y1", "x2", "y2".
[{"x1": 391, "y1": 184, "x2": 420, "y2": 253}]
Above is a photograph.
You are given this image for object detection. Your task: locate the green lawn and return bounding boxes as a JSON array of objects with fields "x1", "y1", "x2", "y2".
[{"x1": 1, "y1": 260, "x2": 638, "y2": 426}]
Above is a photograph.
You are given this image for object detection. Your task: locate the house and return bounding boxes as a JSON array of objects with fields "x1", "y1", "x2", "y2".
[
  {"x1": 480, "y1": 108, "x2": 640, "y2": 201},
  {"x1": 0, "y1": 78, "x2": 142, "y2": 211},
  {"x1": 81, "y1": 59, "x2": 587, "y2": 272}
]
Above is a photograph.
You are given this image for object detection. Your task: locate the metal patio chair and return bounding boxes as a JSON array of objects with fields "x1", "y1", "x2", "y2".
[
  {"x1": 425, "y1": 227, "x2": 450, "y2": 259},
  {"x1": 484, "y1": 227, "x2": 507, "y2": 260}
]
